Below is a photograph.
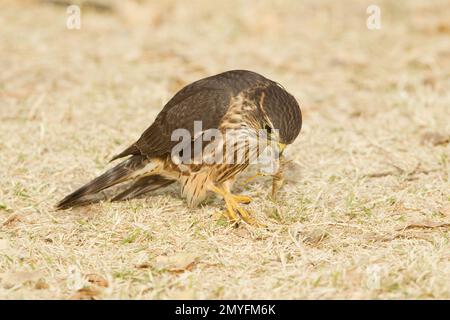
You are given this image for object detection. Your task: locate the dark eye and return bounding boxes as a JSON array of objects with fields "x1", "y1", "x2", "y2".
[{"x1": 265, "y1": 124, "x2": 272, "y2": 134}]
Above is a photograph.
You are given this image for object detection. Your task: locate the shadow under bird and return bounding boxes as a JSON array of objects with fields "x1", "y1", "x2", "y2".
[{"x1": 56, "y1": 70, "x2": 302, "y2": 225}]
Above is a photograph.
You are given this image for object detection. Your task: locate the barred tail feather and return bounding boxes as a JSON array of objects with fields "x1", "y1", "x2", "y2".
[
  {"x1": 111, "y1": 175, "x2": 174, "y2": 202},
  {"x1": 56, "y1": 155, "x2": 147, "y2": 210}
]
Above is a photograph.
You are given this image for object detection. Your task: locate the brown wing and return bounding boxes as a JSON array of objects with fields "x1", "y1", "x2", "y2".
[{"x1": 112, "y1": 70, "x2": 274, "y2": 160}]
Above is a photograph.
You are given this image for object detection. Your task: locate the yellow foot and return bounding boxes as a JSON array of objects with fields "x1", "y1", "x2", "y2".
[
  {"x1": 223, "y1": 199, "x2": 267, "y2": 227},
  {"x1": 212, "y1": 186, "x2": 265, "y2": 227},
  {"x1": 232, "y1": 195, "x2": 252, "y2": 204}
]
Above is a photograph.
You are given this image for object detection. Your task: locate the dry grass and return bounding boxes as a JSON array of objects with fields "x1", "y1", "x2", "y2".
[{"x1": 1, "y1": 0, "x2": 449, "y2": 299}]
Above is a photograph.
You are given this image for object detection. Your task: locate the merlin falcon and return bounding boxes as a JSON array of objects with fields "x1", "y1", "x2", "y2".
[{"x1": 57, "y1": 70, "x2": 302, "y2": 225}]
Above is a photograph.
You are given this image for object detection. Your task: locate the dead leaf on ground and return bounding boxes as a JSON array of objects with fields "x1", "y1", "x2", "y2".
[
  {"x1": 396, "y1": 220, "x2": 450, "y2": 231},
  {"x1": 366, "y1": 231, "x2": 433, "y2": 242},
  {"x1": 153, "y1": 253, "x2": 199, "y2": 273},
  {"x1": 234, "y1": 227, "x2": 252, "y2": 239},
  {"x1": 2, "y1": 214, "x2": 21, "y2": 227},
  {"x1": 35, "y1": 279, "x2": 49, "y2": 290},
  {"x1": 368, "y1": 220, "x2": 450, "y2": 242},
  {"x1": 302, "y1": 229, "x2": 329, "y2": 246},
  {"x1": 421, "y1": 132, "x2": 450, "y2": 146},
  {"x1": 69, "y1": 287, "x2": 101, "y2": 300},
  {"x1": 85, "y1": 274, "x2": 109, "y2": 288},
  {"x1": 436, "y1": 23, "x2": 450, "y2": 34}
]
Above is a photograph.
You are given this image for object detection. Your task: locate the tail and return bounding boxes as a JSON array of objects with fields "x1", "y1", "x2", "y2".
[
  {"x1": 56, "y1": 155, "x2": 147, "y2": 210},
  {"x1": 111, "y1": 175, "x2": 174, "y2": 202}
]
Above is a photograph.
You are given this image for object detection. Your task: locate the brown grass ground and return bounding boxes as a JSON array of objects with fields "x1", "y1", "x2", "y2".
[{"x1": 0, "y1": 0, "x2": 449, "y2": 299}]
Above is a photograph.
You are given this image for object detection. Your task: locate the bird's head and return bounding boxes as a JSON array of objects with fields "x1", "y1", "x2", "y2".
[{"x1": 259, "y1": 84, "x2": 302, "y2": 153}]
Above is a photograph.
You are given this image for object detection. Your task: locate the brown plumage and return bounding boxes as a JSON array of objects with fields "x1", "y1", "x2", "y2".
[{"x1": 57, "y1": 70, "x2": 302, "y2": 225}]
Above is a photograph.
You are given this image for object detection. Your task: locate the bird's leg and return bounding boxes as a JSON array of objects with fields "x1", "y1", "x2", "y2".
[
  {"x1": 271, "y1": 155, "x2": 286, "y2": 199},
  {"x1": 211, "y1": 185, "x2": 259, "y2": 226},
  {"x1": 239, "y1": 172, "x2": 270, "y2": 187},
  {"x1": 238, "y1": 156, "x2": 286, "y2": 200}
]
